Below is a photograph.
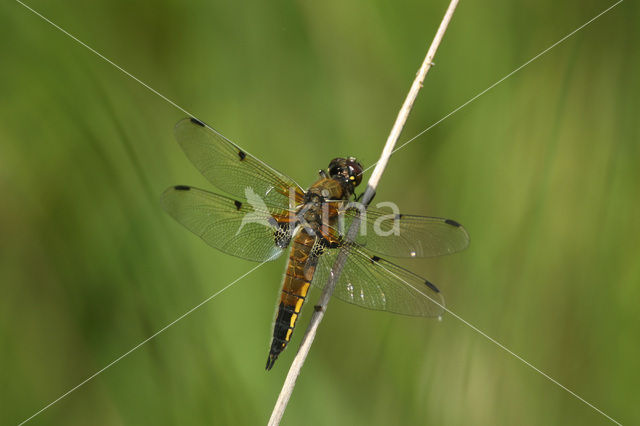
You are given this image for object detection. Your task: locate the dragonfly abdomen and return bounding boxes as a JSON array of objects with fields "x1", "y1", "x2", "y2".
[{"x1": 266, "y1": 231, "x2": 317, "y2": 370}]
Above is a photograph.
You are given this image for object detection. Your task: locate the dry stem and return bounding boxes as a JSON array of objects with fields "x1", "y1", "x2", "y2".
[{"x1": 268, "y1": 1, "x2": 459, "y2": 424}]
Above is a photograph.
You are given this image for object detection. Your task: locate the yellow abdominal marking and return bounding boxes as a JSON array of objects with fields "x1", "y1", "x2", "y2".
[
  {"x1": 289, "y1": 313, "x2": 298, "y2": 330},
  {"x1": 300, "y1": 282, "x2": 310, "y2": 296},
  {"x1": 285, "y1": 328, "x2": 293, "y2": 341}
]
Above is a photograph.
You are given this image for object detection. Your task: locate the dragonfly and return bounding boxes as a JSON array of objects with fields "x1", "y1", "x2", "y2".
[{"x1": 162, "y1": 117, "x2": 470, "y2": 370}]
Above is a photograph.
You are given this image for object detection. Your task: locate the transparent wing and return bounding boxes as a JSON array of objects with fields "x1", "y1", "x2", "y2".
[
  {"x1": 174, "y1": 117, "x2": 305, "y2": 208},
  {"x1": 311, "y1": 243, "x2": 445, "y2": 317},
  {"x1": 162, "y1": 185, "x2": 293, "y2": 262},
  {"x1": 329, "y1": 204, "x2": 470, "y2": 258}
]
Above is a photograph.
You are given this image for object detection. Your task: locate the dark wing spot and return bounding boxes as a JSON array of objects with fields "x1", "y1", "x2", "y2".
[
  {"x1": 274, "y1": 222, "x2": 293, "y2": 249},
  {"x1": 314, "y1": 305, "x2": 323, "y2": 312},
  {"x1": 425, "y1": 280, "x2": 440, "y2": 293},
  {"x1": 311, "y1": 243, "x2": 325, "y2": 257},
  {"x1": 174, "y1": 185, "x2": 191, "y2": 191},
  {"x1": 319, "y1": 235, "x2": 341, "y2": 249},
  {"x1": 370, "y1": 255, "x2": 381, "y2": 263},
  {"x1": 190, "y1": 117, "x2": 205, "y2": 127},
  {"x1": 444, "y1": 219, "x2": 461, "y2": 227},
  {"x1": 275, "y1": 231, "x2": 292, "y2": 249},
  {"x1": 395, "y1": 213, "x2": 404, "y2": 220},
  {"x1": 238, "y1": 150, "x2": 247, "y2": 161},
  {"x1": 234, "y1": 200, "x2": 243, "y2": 210}
]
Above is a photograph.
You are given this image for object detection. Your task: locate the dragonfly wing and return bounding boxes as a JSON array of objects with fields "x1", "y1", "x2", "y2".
[
  {"x1": 311, "y1": 243, "x2": 445, "y2": 317},
  {"x1": 330, "y1": 204, "x2": 470, "y2": 258},
  {"x1": 162, "y1": 185, "x2": 293, "y2": 262},
  {"x1": 174, "y1": 118, "x2": 305, "y2": 208}
]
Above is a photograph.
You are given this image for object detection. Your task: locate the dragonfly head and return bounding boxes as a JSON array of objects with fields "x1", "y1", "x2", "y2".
[{"x1": 328, "y1": 157, "x2": 363, "y2": 193}]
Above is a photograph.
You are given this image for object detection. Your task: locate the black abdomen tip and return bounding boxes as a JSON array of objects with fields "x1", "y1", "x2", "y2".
[
  {"x1": 190, "y1": 117, "x2": 205, "y2": 127},
  {"x1": 265, "y1": 353, "x2": 278, "y2": 371}
]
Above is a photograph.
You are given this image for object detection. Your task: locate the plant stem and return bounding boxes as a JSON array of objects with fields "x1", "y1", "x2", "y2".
[{"x1": 268, "y1": 1, "x2": 459, "y2": 424}]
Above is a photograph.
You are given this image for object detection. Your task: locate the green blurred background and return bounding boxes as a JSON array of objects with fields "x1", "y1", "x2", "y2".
[{"x1": 1, "y1": 0, "x2": 638, "y2": 424}]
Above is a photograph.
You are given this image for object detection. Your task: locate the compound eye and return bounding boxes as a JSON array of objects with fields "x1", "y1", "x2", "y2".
[
  {"x1": 346, "y1": 159, "x2": 363, "y2": 186},
  {"x1": 328, "y1": 158, "x2": 344, "y2": 178},
  {"x1": 348, "y1": 168, "x2": 362, "y2": 186}
]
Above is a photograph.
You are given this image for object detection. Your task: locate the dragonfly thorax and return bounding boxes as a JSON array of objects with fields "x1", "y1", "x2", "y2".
[{"x1": 294, "y1": 177, "x2": 349, "y2": 236}]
